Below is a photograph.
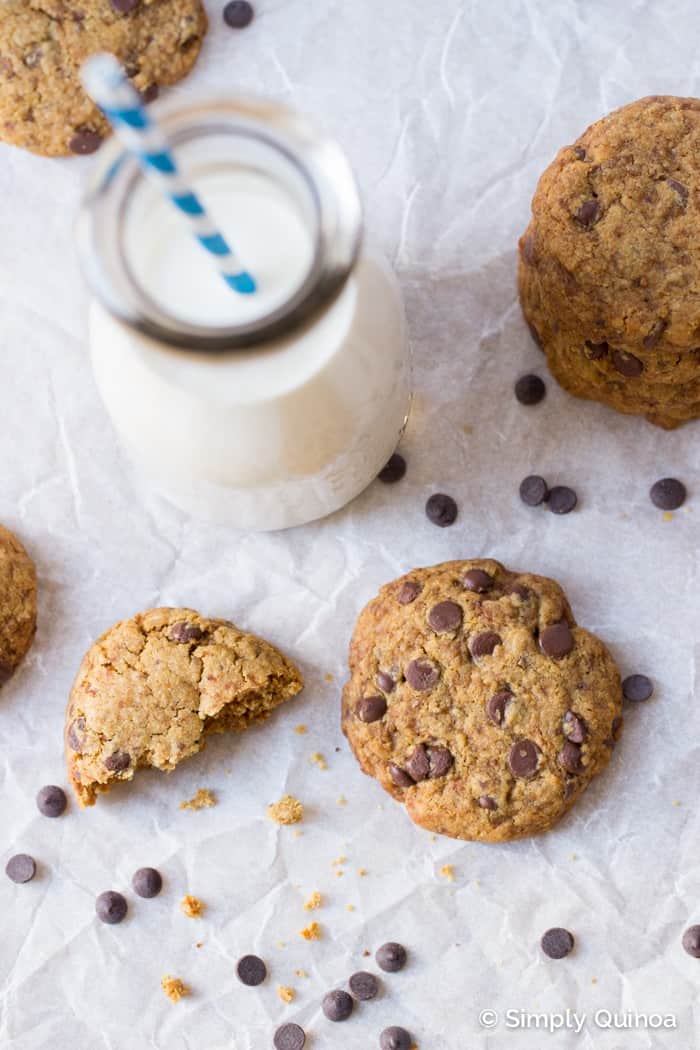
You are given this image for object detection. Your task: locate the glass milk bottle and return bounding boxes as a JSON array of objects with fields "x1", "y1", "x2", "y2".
[{"x1": 76, "y1": 97, "x2": 410, "y2": 531}]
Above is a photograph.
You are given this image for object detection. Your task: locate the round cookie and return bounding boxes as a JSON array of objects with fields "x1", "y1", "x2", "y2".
[
  {"x1": 342, "y1": 560, "x2": 622, "y2": 842},
  {"x1": 65, "y1": 607, "x2": 303, "y2": 806},
  {"x1": 0, "y1": 0, "x2": 207, "y2": 158},
  {"x1": 0, "y1": 524, "x2": 37, "y2": 685},
  {"x1": 519, "y1": 96, "x2": 700, "y2": 428}
]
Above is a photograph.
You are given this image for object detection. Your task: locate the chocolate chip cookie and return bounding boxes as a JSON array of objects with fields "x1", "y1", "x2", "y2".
[
  {"x1": 0, "y1": 524, "x2": 37, "y2": 685},
  {"x1": 519, "y1": 96, "x2": 700, "y2": 428},
  {"x1": 0, "y1": 0, "x2": 207, "y2": 157},
  {"x1": 342, "y1": 560, "x2": 622, "y2": 842},
  {"x1": 65, "y1": 607, "x2": 303, "y2": 806}
]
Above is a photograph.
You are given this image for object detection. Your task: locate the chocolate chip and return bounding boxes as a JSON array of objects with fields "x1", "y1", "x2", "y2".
[
  {"x1": 682, "y1": 925, "x2": 700, "y2": 958},
  {"x1": 643, "y1": 319, "x2": 667, "y2": 350},
  {"x1": 236, "y1": 954, "x2": 267, "y2": 986},
  {"x1": 378, "y1": 453, "x2": 407, "y2": 484},
  {"x1": 132, "y1": 867, "x2": 162, "y2": 898},
  {"x1": 427, "y1": 745, "x2": 454, "y2": 778},
  {"x1": 548, "y1": 486, "x2": 577, "y2": 515},
  {"x1": 575, "y1": 199, "x2": 600, "y2": 228},
  {"x1": 469, "y1": 632, "x2": 502, "y2": 658},
  {"x1": 462, "y1": 568, "x2": 493, "y2": 593},
  {"x1": 376, "y1": 942, "x2": 407, "y2": 972},
  {"x1": 520, "y1": 233, "x2": 536, "y2": 265},
  {"x1": 406, "y1": 659, "x2": 439, "y2": 691},
  {"x1": 573, "y1": 146, "x2": 586, "y2": 160},
  {"x1": 563, "y1": 711, "x2": 587, "y2": 743},
  {"x1": 69, "y1": 129, "x2": 102, "y2": 155},
  {"x1": 405, "y1": 744, "x2": 430, "y2": 782},
  {"x1": 36, "y1": 785, "x2": 67, "y2": 818},
  {"x1": 67, "y1": 717, "x2": 86, "y2": 751},
  {"x1": 478, "y1": 795, "x2": 497, "y2": 810},
  {"x1": 519, "y1": 475, "x2": 549, "y2": 507},
  {"x1": 376, "y1": 670, "x2": 395, "y2": 693},
  {"x1": 389, "y1": 764, "x2": 414, "y2": 788},
  {"x1": 397, "y1": 581, "x2": 421, "y2": 605},
  {"x1": 558, "y1": 740, "x2": 583, "y2": 774},
  {"x1": 508, "y1": 582, "x2": 530, "y2": 600},
  {"x1": 96, "y1": 890, "x2": 128, "y2": 925},
  {"x1": 348, "y1": 971, "x2": 379, "y2": 1000},
  {"x1": 611, "y1": 349, "x2": 643, "y2": 377},
  {"x1": 380, "y1": 1027, "x2": 412, "y2": 1050},
  {"x1": 6, "y1": 854, "x2": 36, "y2": 883},
  {"x1": 428, "y1": 600, "x2": 462, "y2": 633},
  {"x1": 541, "y1": 927, "x2": 574, "y2": 959},
  {"x1": 169, "y1": 621, "x2": 205, "y2": 643},
  {"x1": 515, "y1": 374, "x2": 546, "y2": 405},
  {"x1": 584, "y1": 339, "x2": 608, "y2": 360},
  {"x1": 141, "y1": 83, "x2": 159, "y2": 104},
  {"x1": 667, "y1": 178, "x2": 688, "y2": 203},
  {"x1": 111, "y1": 0, "x2": 139, "y2": 11},
  {"x1": 508, "y1": 740, "x2": 540, "y2": 778},
  {"x1": 425, "y1": 493, "x2": 458, "y2": 527},
  {"x1": 356, "y1": 695, "x2": 387, "y2": 723},
  {"x1": 223, "y1": 0, "x2": 254, "y2": 27},
  {"x1": 104, "y1": 750, "x2": 131, "y2": 773},
  {"x1": 612, "y1": 715, "x2": 623, "y2": 739},
  {"x1": 540, "y1": 622, "x2": 574, "y2": 658},
  {"x1": 650, "y1": 477, "x2": 686, "y2": 510},
  {"x1": 486, "y1": 690, "x2": 511, "y2": 726},
  {"x1": 622, "y1": 674, "x2": 653, "y2": 702},
  {"x1": 322, "y1": 989, "x2": 354, "y2": 1021},
  {"x1": 274, "y1": 1024, "x2": 306, "y2": 1050}
]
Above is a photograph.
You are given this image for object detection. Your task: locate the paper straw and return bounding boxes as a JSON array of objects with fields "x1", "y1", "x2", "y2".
[{"x1": 81, "y1": 53, "x2": 256, "y2": 296}]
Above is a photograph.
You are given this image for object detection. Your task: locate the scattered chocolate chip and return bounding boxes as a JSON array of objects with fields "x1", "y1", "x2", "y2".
[
  {"x1": 274, "y1": 1024, "x2": 306, "y2": 1050},
  {"x1": 141, "y1": 83, "x2": 159, "y2": 104},
  {"x1": 111, "y1": 0, "x2": 139, "y2": 11},
  {"x1": 378, "y1": 453, "x2": 407, "y2": 484},
  {"x1": 508, "y1": 740, "x2": 540, "y2": 778},
  {"x1": 69, "y1": 129, "x2": 102, "y2": 155},
  {"x1": 406, "y1": 659, "x2": 439, "y2": 691},
  {"x1": 575, "y1": 199, "x2": 599, "y2": 228},
  {"x1": 540, "y1": 622, "x2": 574, "y2": 658},
  {"x1": 405, "y1": 744, "x2": 430, "y2": 782},
  {"x1": 67, "y1": 717, "x2": 86, "y2": 751},
  {"x1": 478, "y1": 795, "x2": 498, "y2": 810},
  {"x1": 469, "y1": 632, "x2": 502, "y2": 658},
  {"x1": 104, "y1": 750, "x2": 131, "y2": 773},
  {"x1": 380, "y1": 1027, "x2": 412, "y2": 1050},
  {"x1": 389, "y1": 764, "x2": 414, "y2": 788},
  {"x1": 563, "y1": 711, "x2": 587, "y2": 743},
  {"x1": 515, "y1": 374, "x2": 546, "y2": 405},
  {"x1": 486, "y1": 690, "x2": 512, "y2": 726},
  {"x1": 376, "y1": 671, "x2": 395, "y2": 693},
  {"x1": 548, "y1": 486, "x2": 577, "y2": 515},
  {"x1": 519, "y1": 475, "x2": 549, "y2": 507},
  {"x1": 376, "y1": 942, "x2": 407, "y2": 973},
  {"x1": 667, "y1": 178, "x2": 688, "y2": 203},
  {"x1": 650, "y1": 477, "x2": 686, "y2": 510},
  {"x1": 36, "y1": 785, "x2": 67, "y2": 818},
  {"x1": 428, "y1": 600, "x2": 463, "y2": 633},
  {"x1": 349, "y1": 971, "x2": 379, "y2": 1000},
  {"x1": 425, "y1": 493, "x2": 458, "y2": 527},
  {"x1": 6, "y1": 854, "x2": 36, "y2": 883},
  {"x1": 541, "y1": 927, "x2": 574, "y2": 959},
  {"x1": 682, "y1": 925, "x2": 700, "y2": 958},
  {"x1": 427, "y1": 745, "x2": 454, "y2": 778},
  {"x1": 622, "y1": 674, "x2": 653, "y2": 702},
  {"x1": 96, "y1": 890, "x2": 128, "y2": 925},
  {"x1": 397, "y1": 581, "x2": 421, "y2": 605},
  {"x1": 132, "y1": 867, "x2": 162, "y2": 898},
  {"x1": 322, "y1": 989, "x2": 354, "y2": 1022},
  {"x1": 643, "y1": 319, "x2": 667, "y2": 350},
  {"x1": 462, "y1": 568, "x2": 493, "y2": 593},
  {"x1": 584, "y1": 339, "x2": 608, "y2": 360},
  {"x1": 611, "y1": 349, "x2": 643, "y2": 377},
  {"x1": 558, "y1": 741, "x2": 583, "y2": 774},
  {"x1": 169, "y1": 621, "x2": 205, "y2": 643},
  {"x1": 356, "y1": 695, "x2": 387, "y2": 723},
  {"x1": 236, "y1": 954, "x2": 267, "y2": 986},
  {"x1": 223, "y1": 0, "x2": 254, "y2": 27}
]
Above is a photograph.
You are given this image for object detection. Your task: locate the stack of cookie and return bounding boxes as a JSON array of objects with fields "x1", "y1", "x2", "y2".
[{"x1": 519, "y1": 95, "x2": 700, "y2": 429}]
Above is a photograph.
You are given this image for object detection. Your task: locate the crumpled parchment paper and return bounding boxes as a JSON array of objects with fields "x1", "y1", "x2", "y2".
[{"x1": 0, "y1": 2, "x2": 698, "y2": 1047}]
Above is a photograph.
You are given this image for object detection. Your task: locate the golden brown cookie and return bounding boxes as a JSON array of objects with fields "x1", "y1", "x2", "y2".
[
  {"x1": 0, "y1": 0, "x2": 207, "y2": 157},
  {"x1": 519, "y1": 95, "x2": 700, "y2": 428},
  {"x1": 65, "y1": 607, "x2": 303, "y2": 806},
  {"x1": 0, "y1": 524, "x2": 37, "y2": 684},
  {"x1": 342, "y1": 560, "x2": 622, "y2": 843}
]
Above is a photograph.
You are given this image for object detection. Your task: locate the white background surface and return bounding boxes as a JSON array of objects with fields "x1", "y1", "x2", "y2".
[{"x1": 1, "y1": 1, "x2": 698, "y2": 1047}]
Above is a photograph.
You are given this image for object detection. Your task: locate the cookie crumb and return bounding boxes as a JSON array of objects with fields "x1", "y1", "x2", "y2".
[
  {"x1": 358, "y1": 868, "x2": 368, "y2": 877},
  {"x1": 592, "y1": 977, "x2": 598, "y2": 984},
  {"x1": 672, "y1": 799, "x2": 682, "y2": 807},
  {"x1": 325, "y1": 673, "x2": 334, "y2": 682},
  {"x1": 294, "y1": 725, "x2": 308, "y2": 735},
  {"x1": 346, "y1": 904, "x2": 355, "y2": 912},
  {"x1": 310, "y1": 752, "x2": 327, "y2": 770},
  {"x1": 295, "y1": 969, "x2": 309, "y2": 978},
  {"x1": 663, "y1": 512, "x2": 674, "y2": 521},
  {"x1": 440, "y1": 864, "x2": 455, "y2": 882},
  {"x1": 304, "y1": 891, "x2": 322, "y2": 911},
  {"x1": 195, "y1": 942, "x2": 203, "y2": 949},
  {"x1": 268, "y1": 795, "x2": 304, "y2": 825},
  {"x1": 299, "y1": 921, "x2": 321, "y2": 941},
  {"x1": 331, "y1": 856, "x2": 346, "y2": 867},
  {"x1": 277, "y1": 985, "x2": 295, "y2": 1003},
  {"x1": 180, "y1": 788, "x2": 216, "y2": 811},
  {"x1": 180, "y1": 895, "x2": 204, "y2": 919},
  {"x1": 161, "y1": 975, "x2": 190, "y2": 1003},
  {"x1": 337, "y1": 795, "x2": 347, "y2": 806}
]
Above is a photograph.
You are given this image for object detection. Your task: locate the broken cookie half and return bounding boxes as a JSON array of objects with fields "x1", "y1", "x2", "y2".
[{"x1": 65, "y1": 607, "x2": 303, "y2": 807}]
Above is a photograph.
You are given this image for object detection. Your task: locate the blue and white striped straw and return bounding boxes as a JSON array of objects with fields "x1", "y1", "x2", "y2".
[{"x1": 81, "y1": 53, "x2": 256, "y2": 296}]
